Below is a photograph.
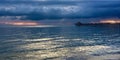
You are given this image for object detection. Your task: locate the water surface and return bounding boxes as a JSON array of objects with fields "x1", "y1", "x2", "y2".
[{"x1": 0, "y1": 25, "x2": 120, "y2": 60}]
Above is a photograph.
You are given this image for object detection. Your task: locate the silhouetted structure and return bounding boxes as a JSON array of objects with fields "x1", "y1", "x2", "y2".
[
  {"x1": 75, "y1": 22, "x2": 120, "y2": 26},
  {"x1": 75, "y1": 22, "x2": 83, "y2": 26}
]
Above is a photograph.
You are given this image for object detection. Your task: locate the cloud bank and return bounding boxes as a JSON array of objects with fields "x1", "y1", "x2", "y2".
[{"x1": 0, "y1": 0, "x2": 120, "y2": 21}]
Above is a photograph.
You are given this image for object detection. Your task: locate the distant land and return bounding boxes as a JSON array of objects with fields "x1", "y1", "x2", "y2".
[{"x1": 75, "y1": 21, "x2": 120, "y2": 26}]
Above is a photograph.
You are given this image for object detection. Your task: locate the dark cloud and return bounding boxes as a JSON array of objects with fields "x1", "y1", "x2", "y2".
[{"x1": 0, "y1": 0, "x2": 120, "y2": 21}]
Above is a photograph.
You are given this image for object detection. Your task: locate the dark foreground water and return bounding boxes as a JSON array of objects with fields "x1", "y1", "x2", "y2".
[{"x1": 0, "y1": 25, "x2": 120, "y2": 60}]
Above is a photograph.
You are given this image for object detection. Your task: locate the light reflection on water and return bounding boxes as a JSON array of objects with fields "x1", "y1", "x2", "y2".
[{"x1": 0, "y1": 26, "x2": 120, "y2": 60}]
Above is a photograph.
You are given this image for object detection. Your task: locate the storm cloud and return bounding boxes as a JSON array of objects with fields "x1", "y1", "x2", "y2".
[{"x1": 0, "y1": 0, "x2": 120, "y2": 20}]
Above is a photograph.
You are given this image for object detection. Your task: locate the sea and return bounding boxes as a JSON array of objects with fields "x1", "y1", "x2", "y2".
[{"x1": 0, "y1": 25, "x2": 120, "y2": 60}]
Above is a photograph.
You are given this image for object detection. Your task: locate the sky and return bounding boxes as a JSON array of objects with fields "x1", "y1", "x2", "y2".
[{"x1": 0, "y1": 0, "x2": 120, "y2": 25}]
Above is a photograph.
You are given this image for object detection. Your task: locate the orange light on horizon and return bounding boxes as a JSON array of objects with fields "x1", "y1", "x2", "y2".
[
  {"x1": 4, "y1": 21, "x2": 39, "y2": 26},
  {"x1": 100, "y1": 20, "x2": 120, "y2": 24}
]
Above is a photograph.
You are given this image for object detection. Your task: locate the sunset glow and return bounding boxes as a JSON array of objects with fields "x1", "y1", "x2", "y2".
[
  {"x1": 3, "y1": 21, "x2": 39, "y2": 26},
  {"x1": 100, "y1": 20, "x2": 120, "y2": 24}
]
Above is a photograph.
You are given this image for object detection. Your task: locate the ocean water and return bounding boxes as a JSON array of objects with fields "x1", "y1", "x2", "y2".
[{"x1": 0, "y1": 25, "x2": 120, "y2": 60}]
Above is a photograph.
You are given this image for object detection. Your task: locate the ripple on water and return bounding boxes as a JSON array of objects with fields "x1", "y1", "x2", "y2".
[{"x1": 0, "y1": 37, "x2": 120, "y2": 60}]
